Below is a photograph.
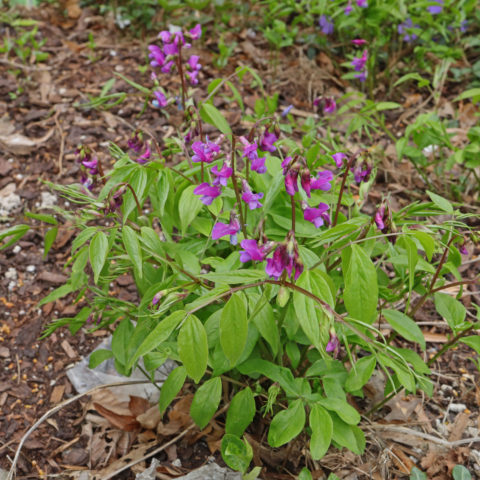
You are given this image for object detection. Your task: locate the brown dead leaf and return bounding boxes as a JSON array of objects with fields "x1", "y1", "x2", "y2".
[
  {"x1": 390, "y1": 444, "x2": 414, "y2": 474},
  {"x1": 93, "y1": 402, "x2": 140, "y2": 432},
  {"x1": 423, "y1": 332, "x2": 448, "y2": 343},
  {"x1": 448, "y1": 412, "x2": 470, "y2": 442},
  {"x1": 60, "y1": 0, "x2": 82, "y2": 18},
  {"x1": 458, "y1": 102, "x2": 478, "y2": 129},
  {"x1": 137, "y1": 405, "x2": 161, "y2": 430},
  {"x1": 385, "y1": 394, "x2": 421, "y2": 422},
  {"x1": 129, "y1": 395, "x2": 150, "y2": 418}
]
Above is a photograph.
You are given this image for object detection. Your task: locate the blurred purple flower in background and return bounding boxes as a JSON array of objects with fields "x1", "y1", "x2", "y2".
[{"x1": 319, "y1": 15, "x2": 334, "y2": 35}]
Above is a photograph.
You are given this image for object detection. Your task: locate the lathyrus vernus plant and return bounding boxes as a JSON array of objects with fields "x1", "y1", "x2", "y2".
[{"x1": 2, "y1": 21, "x2": 478, "y2": 476}]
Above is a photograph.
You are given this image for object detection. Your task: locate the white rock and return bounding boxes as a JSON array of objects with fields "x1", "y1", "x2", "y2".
[
  {"x1": 5, "y1": 267, "x2": 17, "y2": 281},
  {"x1": 8, "y1": 281, "x2": 16, "y2": 292},
  {"x1": 26, "y1": 265, "x2": 36, "y2": 273},
  {"x1": 448, "y1": 403, "x2": 467, "y2": 413},
  {"x1": 40, "y1": 192, "x2": 57, "y2": 209},
  {"x1": 172, "y1": 459, "x2": 182, "y2": 467},
  {"x1": 0, "y1": 183, "x2": 21, "y2": 216},
  {"x1": 12, "y1": 245, "x2": 21, "y2": 254}
]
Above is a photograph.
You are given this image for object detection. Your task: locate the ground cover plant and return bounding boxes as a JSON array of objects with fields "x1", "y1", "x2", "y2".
[{"x1": 0, "y1": 1, "x2": 479, "y2": 479}]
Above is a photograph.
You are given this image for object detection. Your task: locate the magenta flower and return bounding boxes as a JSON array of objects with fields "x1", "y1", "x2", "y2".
[
  {"x1": 239, "y1": 239, "x2": 266, "y2": 263},
  {"x1": 259, "y1": 131, "x2": 278, "y2": 153},
  {"x1": 158, "y1": 31, "x2": 172, "y2": 43},
  {"x1": 251, "y1": 155, "x2": 267, "y2": 174},
  {"x1": 303, "y1": 202, "x2": 330, "y2": 228},
  {"x1": 212, "y1": 217, "x2": 240, "y2": 245},
  {"x1": 345, "y1": 1, "x2": 353, "y2": 14},
  {"x1": 148, "y1": 45, "x2": 166, "y2": 68},
  {"x1": 241, "y1": 180, "x2": 263, "y2": 209},
  {"x1": 265, "y1": 237, "x2": 303, "y2": 281},
  {"x1": 310, "y1": 170, "x2": 333, "y2": 191},
  {"x1": 153, "y1": 90, "x2": 168, "y2": 108},
  {"x1": 193, "y1": 182, "x2": 221, "y2": 205},
  {"x1": 356, "y1": 0, "x2": 368, "y2": 7},
  {"x1": 355, "y1": 71, "x2": 367, "y2": 82},
  {"x1": 374, "y1": 205, "x2": 386, "y2": 231},
  {"x1": 186, "y1": 70, "x2": 199, "y2": 85},
  {"x1": 82, "y1": 156, "x2": 98, "y2": 175},
  {"x1": 326, "y1": 331, "x2": 340, "y2": 357},
  {"x1": 351, "y1": 161, "x2": 372, "y2": 183},
  {"x1": 192, "y1": 139, "x2": 220, "y2": 163},
  {"x1": 163, "y1": 42, "x2": 179, "y2": 56},
  {"x1": 128, "y1": 131, "x2": 144, "y2": 153},
  {"x1": 323, "y1": 97, "x2": 336, "y2": 114},
  {"x1": 241, "y1": 139, "x2": 267, "y2": 174},
  {"x1": 301, "y1": 169, "x2": 312, "y2": 197},
  {"x1": 189, "y1": 24, "x2": 202, "y2": 40},
  {"x1": 352, "y1": 38, "x2": 367, "y2": 46},
  {"x1": 459, "y1": 243, "x2": 468, "y2": 256},
  {"x1": 137, "y1": 141, "x2": 152, "y2": 164},
  {"x1": 332, "y1": 152, "x2": 346, "y2": 168},
  {"x1": 313, "y1": 97, "x2": 322, "y2": 107},
  {"x1": 285, "y1": 168, "x2": 299, "y2": 196},
  {"x1": 319, "y1": 15, "x2": 334, "y2": 35},
  {"x1": 187, "y1": 55, "x2": 201, "y2": 71},
  {"x1": 352, "y1": 49, "x2": 368, "y2": 72},
  {"x1": 211, "y1": 163, "x2": 233, "y2": 186},
  {"x1": 281, "y1": 156, "x2": 293, "y2": 175},
  {"x1": 161, "y1": 60, "x2": 174, "y2": 74}
]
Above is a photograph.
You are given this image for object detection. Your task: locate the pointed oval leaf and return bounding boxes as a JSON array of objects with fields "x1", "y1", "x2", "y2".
[
  {"x1": 345, "y1": 355, "x2": 377, "y2": 392},
  {"x1": 89, "y1": 231, "x2": 109, "y2": 284},
  {"x1": 220, "y1": 292, "x2": 248, "y2": 367},
  {"x1": 200, "y1": 103, "x2": 232, "y2": 135},
  {"x1": 178, "y1": 315, "x2": 208, "y2": 383},
  {"x1": 268, "y1": 399, "x2": 305, "y2": 447},
  {"x1": 178, "y1": 185, "x2": 203, "y2": 235},
  {"x1": 190, "y1": 376, "x2": 222, "y2": 429},
  {"x1": 383, "y1": 309, "x2": 426, "y2": 350},
  {"x1": 221, "y1": 434, "x2": 253, "y2": 473},
  {"x1": 309, "y1": 404, "x2": 332, "y2": 460},
  {"x1": 122, "y1": 225, "x2": 143, "y2": 279},
  {"x1": 159, "y1": 366, "x2": 187, "y2": 415},
  {"x1": 225, "y1": 387, "x2": 256, "y2": 437}
]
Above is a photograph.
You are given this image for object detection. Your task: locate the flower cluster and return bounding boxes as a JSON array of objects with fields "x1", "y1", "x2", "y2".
[
  {"x1": 148, "y1": 24, "x2": 202, "y2": 108},
  {"x1": 397, "y1": 18, "x2": 420, "y2": 43},
  {"x1": 313, "y1": 96, "x2": 336, "y2": 115},
  {"x1": 374, "y1": 203, "x2": 396, "y2": 243},
  {"x1": 333, "y1": 151, "x2": 373, "y2": 184},
  {"x1": 351, "y1": 49, "x2": 368, "y2": 82},
  {"x1": 127, "y1": 131, "x2": 153, "y2": 164},
  {"x1": 282, "y1": 156, "x2": 333, "y2": 197}
]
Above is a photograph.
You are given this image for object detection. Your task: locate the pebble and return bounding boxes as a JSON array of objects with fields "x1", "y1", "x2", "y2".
[
  {"x1": 0, "y1": 184, "x2": 22, "y2": 217},
  {"x1": 40, "y1": 191, "x2": 57, "y2": 209},
  {"x1": 26, "y1": 265, "x2": 36, "y2": 273},
  {"x1": 12, "y1": 245, "x2": 21, "y2": 254},
  {"x1": 5, "y1": 267, "x2": 17, "y2": 281},
  {"x1": 448, "y1": 403, "x2": 467, "y2": 413}
]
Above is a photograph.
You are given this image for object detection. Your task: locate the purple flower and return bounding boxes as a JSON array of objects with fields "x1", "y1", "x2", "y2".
[
  {"x1": 186, "y1": 70, "x2": 199, "y2": 85},
  {"x1": 137, "y1": 141, "x2": 152, "y2": 164},
  {"x1": 251, "y1": 155, "x2": 267, "y2": 174},
  {"x1": 313, "y1": 97, "x2": 322, "y2": 107},
  {"x1": 460, "y1": 20, "x2": 468, "y2": 33},
  {"x1": 301, "y1": 169, "x2": 312, "y2": 197},
  {"x1": 427, "y1": 1, "x2": 443, "y2": 14},
  {"x1": 193, "y1": 182, "x2": 221, "y2": 205},
  {"x1": 281, "y1": 156, "x2": 293, "y2": 175},
  {"x1": 282, "y1": 104, "x2": 293, "y2": 117},
  {"x1": 352, "y1": 39, "x2": 367, "y2": 46},
  {"x1": 356, "y1": 0, "x2": 367, "y2": 7},
  {"x1": 163, "y1": 42, "x2": 179, "y2": 56},
  {"x1": 211, "y1": 163, "x2": 232, "y2": 186},
  {"x1": 374, "y1": 205, "x2": 386, "y2": 231},
  {"x1": 326, "y1": 331, "x2": 340, "y2": 357},
  {"x1": 351, "y1": 161, "x2": 372, "y2": 183},
  {"x1": 82, "y1": 156, "x2": 98, "y2": 175},
  {"x1": 241, "y1": 180, "x2": 263, "y2": 210},
  {"x1": 81, "y1": 174, "x2": 93, "y2": 191},
  {"x1": 161, "y1": 60, "x2": 174, "y2": 74},
  {"x1": 239, "y1": 239, "x2": 266, "y2": 263},
  {"x1": 212, "y1": 217, "x2": 240, "y2": 244},
  {"x1": 189, "y1": 24, "x2": 202, "y2": 40},
  {"x1": 152, "y1": 291, "x2": 163, "y2": 306},
  {"x1": 310, "y1": 170, "x2": 333, "y2": 191},
  {"x1": 459, "y1": 244, "x2": 468, "y2": 256},
  {"x1": 345, "y1": 1, "x2": 353, "y2": 15},
  {"x1": 285, "y1": 168, "x2": 299, "y2": 196},
  {"x1": 128, "y1": 131, "x2": 144, "y2": 153},
  {"x1": 153, "y1": 90, "x2": 168, "y2": 108},
  {"x1": 148, "y1": 45, "x2": 165, "y2": 68},
  {"x1": 398, "y1": 18, "x2": 419, "y2": 42},
  {"x1": 355, "y1": 71, "x2": 368, "y2": 82},
  {"x1": 259, "y1": 131, "x2": 278, "y2": 153},
  {"x1": 158, "y1": 31, "x2": 172, "y2": 43},
  {"x1": 323, "y1": 97, "x2": 336, "y2": 114},
  {"x1": 192, "y1": 139, "x2": 220, "y2": 163},
  {"x1": 265, "y1": 235, "x2": 303, "y2": 281},
  {"x1": 332, "y1": 152, "x2": 346, "y2": 168},
  {"x1": 303, "y1": 202, "x2": 330, "y2": 228},
  {"x1": 319, "y1": 15, "x2": 334, "y2": 35},
  {"x1": 352, "y1": 49, "x2": 368, "y2": 72},
  {"x1": 187, "y1": 55, "x2": 201, "y2": 71}
]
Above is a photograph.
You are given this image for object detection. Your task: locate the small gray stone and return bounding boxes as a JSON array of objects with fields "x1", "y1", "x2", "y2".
[{"x1": 176, "y1": 463, "x2": 242, "y2": 480}]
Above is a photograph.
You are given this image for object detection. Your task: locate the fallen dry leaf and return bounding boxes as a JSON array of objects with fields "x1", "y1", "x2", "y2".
[
  {"x1": 129, "y1": 395, "x2": 150, "y2": 418},
  {"x1": 93, "y1": 402, "x2": 140, "y2": 432}
]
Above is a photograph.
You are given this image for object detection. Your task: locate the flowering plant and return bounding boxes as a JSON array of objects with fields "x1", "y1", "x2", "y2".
[{"x1": 2, "y1": 20, "x2": 478, "y2": 476}]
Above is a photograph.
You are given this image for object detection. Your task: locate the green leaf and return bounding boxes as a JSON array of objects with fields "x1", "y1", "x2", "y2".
[
  {"x1": 249, "y1": 297, "x2": 280, "y2": 357},
  {"x1": 129, "y1": 311, "x2": 185, "y2": 368},
  {"x1": 293, "y1": 272, "x2": 322, "y2": 352},
  {"x1": 342, "y1": 245, "x2": 378, "y2": 324},
  {"x1": 200, "y1": 103, "x2": 232, "y2": 135},
  {"x1": 426, "y1": 190, "x2": 453, "y2": 214},
  {"x1": 434, "y1": 293, "x2": 466, "y2": 332},
  {"x1": 460, "y1": 336, "x2": 480, "y2": 355},
  {"x1": 317, "y1": 397, "x2": 360, "y2": 425},
  {"x1": 220, "y1": 292, "x2": 248, "y2": 367},
  {"x1": 190, "y1": 376, "x2": 222, "y2": 429},
  {"x1": 345, "y1": 355, "x2": 377, "y2": 392},
  {"x1": 454, "y1": 88, "x2": 480, "y2": 101},
  {"x1": 410, "y1": 467, "x2": 427, "y2": 480},
  {"x1": 72, "y1": 227, "x2": 97, "y2": 253},
  {"x1": 268, "y1": 399, "x2": 305, "y2": 447},
  {"x1": 24, "y1": 211, "x2": 58, "y2": 225},
  {"x1": 111, "y1": 318, "x2": 133, "y2": 367},
  {"x1": 199, "y1": 269, "x2": 266, "y2": 284},
  {"x1": 413, "y1": 231, "x2": 435, "y2": 262},
  {"x1": 178, "y1": 315, "x2": 208, "y2": 383},
  {"x1": 383, "y1": 309, "x2": 426, "y2": 350},
  {"x1": 159, "y1": 366, "x2": 187, "y2": 414},
  {"x1": 330, "y1": 413, "x2": 365, "y2": 455},
  {"x1": 89, "y1": 349, "x2": 114, "y2": 369},
  {"x1": 114, "y1": 71, "x2": 151, "y2": 94},
  {"x1": 243, "y1": 466, "x2": 262, "y2": 480},
  {"x1": 375, "y1": 102, "x2": 402, "y2": 111},
  {"x1": 89, "y1": 231, "x2": 108, "y2": 284},
  {"x1": 178, "y1": 185, "x2": 203, "y2": 235},
  {"x1": 452, "y1": 465, "x2": 472, "y2": 480},
  {"x1": 0, "y1": 224, "x2": 30, "y2": 250},
  {"x1": 38, "y1": 283, "x2": 74, "y2": 307},
  {"x1": 225, "y1": 387, "x2": 256, "y2": 437},
  {"x1": 43, "y1": 227, "x2": 58, "y2": 258},
  {"x1": 122, "y1": 225, "x2": 143, "y2": 279},
  {"x1": 309, "y1": 404, "x2": 332, "y2": 460},
  {"x1": 221, "y1": 434, "x2": 253, "y2": 473},
  {"x1": 298, "y1": 468, "x2": 313, "y2": 480}
]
